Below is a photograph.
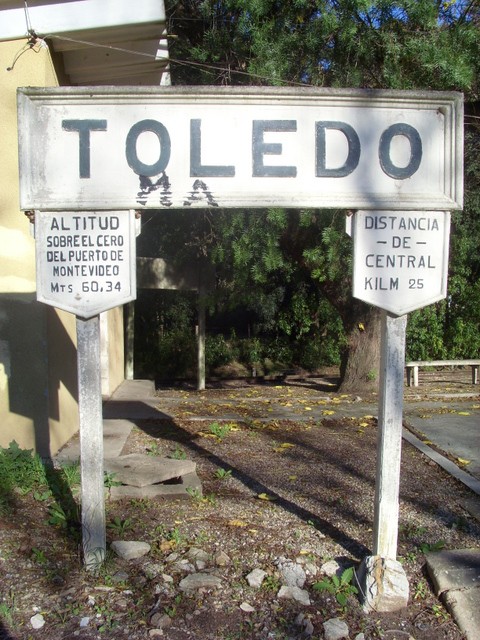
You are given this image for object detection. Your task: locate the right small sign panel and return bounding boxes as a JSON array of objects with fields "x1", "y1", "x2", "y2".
[{"x1": 352, "y1": 210, "x2": 451, "y2": 316}]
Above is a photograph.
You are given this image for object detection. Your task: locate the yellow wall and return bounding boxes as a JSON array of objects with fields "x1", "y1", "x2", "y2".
[
  {"x1": 0, "y1": 39, "x2": 127, "y2": 457},
  {"x1": 0, "y1": 40, "x2": 79, "y2": 456}
]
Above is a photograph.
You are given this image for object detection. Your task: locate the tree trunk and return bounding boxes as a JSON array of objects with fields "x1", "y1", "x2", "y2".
[{"x1": 338, "y1": 304, "x2": 382, "y2": 393}]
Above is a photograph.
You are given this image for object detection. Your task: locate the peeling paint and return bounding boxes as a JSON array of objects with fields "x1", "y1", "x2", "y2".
[{"x1": 183, "y1": 180, "x2": 219, "y2": 207}]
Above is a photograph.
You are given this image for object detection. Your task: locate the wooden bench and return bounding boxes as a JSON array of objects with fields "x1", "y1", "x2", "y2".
[{"x1": 405, "y1": 360, "x2": 480, "y2": 387}]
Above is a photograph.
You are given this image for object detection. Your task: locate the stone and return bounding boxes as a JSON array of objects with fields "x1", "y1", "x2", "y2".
[
  {"x1": 30, "y1": 613, "x2": 45, "y2": 629},
  {"x1": 188, "y1": 548, "x2": 210, "y2": 564},
  {"x1": 359, "y1": 555, "x2": 409, "y2": 613},
  {"x1": 277, "y1": 585, "x2": 311, "y2": 606},
  {"x1": 246, "y1": 568, "x2": 267, "y2": 588},
  {"x1": 240, "y1": 602, "x2": 255, "y2": 612},
  {"x1": 179, "y1": 573, "x2": 223, "y2": 592},
  {"x1": 321, "y1": 560, "x2": 342, "y2": 577},
  {"x1": 104, "y1": 454, "x2": 196, "y2": 488},
  {"x1": 79, "y1": 617, "x2": 91, "y2": 628},
  {"x1": 323, "y1": 617, "x2": 349, "y2": 640},
  {"x1": 150, "y1": 612, "x2": 172, "y2": 629},
  {"x1": 278, "y1": 560, "x2": 306, "y2": 588},
  {"x1": 214, "y1": 551, "x2": 231, "y2": 566},
  {"x1": 109, "y1": 471, "x2": 202, "y2": 501},
  {"x1": 111, "y1": 540, "x2": 151, "y2": 560}
]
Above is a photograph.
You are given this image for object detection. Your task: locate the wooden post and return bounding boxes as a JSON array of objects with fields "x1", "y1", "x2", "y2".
[
  {"x1": 197, "y1": 289, "x2": 206, "y2": 391},
  {"x1": 76, "y1": 315, "x2": 106, "y2": 570},
  {"x1": 373, "y1": 311, "x2": 407, "y2": 559}
]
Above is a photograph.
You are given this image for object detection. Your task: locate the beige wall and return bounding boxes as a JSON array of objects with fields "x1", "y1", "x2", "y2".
[{"x1": 0, "y1": 39, "x2": 127, "y2": 457}]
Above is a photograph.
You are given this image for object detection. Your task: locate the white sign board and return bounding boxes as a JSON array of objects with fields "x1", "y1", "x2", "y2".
[
  {"x1": 18, "y1": 87, "x2": 463, "y2": 211},
  {"x1": 35, "y1": 210, "x2": 137, "y2": 318},
  {"x1": 352, "y1": 211, "x2": 450, "y2": 316}
]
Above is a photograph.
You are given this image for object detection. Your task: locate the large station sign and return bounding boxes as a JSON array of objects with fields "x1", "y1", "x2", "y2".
[
  {"x1": 35, "y1": 210, "x2": 137, "y2": 318},
  {"x1": 18, "y1": 87, "x2": 463, "y2": 212}
]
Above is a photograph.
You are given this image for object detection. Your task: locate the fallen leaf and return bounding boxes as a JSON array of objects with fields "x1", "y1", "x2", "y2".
[
  {"x1": 322, "y1": 410, "x2": 335, "y2": 416},
  {"x1": 257, "y1": 493, "x2": 276, "y2": 501},
  {"x1": 457, "y1": 411, "x2": 470, "y2": 416},
  {"x1": 288, "y1": 475, "x2": 297, "y2": 481},
  {"x1": 456, "y1": 457, "x2": 471, "y2": 466},
  {"x1": 228, "y1": 519, "x2": 248, "y2": 527},
  {"x1": 422, "y1": 439, "x2": 433, "y2": 445}
]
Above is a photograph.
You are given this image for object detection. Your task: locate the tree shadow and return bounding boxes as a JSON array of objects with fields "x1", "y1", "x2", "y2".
[{"x1": 132, "y1": 416, "x2": 371, "y2": 560}]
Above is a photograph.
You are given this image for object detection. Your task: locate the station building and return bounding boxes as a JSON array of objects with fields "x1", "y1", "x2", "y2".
[{"x1": 0, "y1": 0, "x2": 168, "y2": 455}]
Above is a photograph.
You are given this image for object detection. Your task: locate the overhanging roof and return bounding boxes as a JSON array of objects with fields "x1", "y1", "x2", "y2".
[{"x1": 0, "y1": 0, "x2": 169, "y2": 85}]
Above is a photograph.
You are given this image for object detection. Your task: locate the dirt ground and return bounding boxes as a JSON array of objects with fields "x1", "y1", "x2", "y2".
[{"x1": 0, "y1": 369, "x2": 479, "y2": 640}]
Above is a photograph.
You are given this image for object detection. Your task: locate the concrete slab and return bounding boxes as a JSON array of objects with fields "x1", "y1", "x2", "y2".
[
  {"x1": 103, "y1": 454, "x2": 196, "y2": 488},
  {"x1": 110, "y1": 379, "x2": 156, "y2": 400},
  {"x1": 108, "y1": 471, "x2": 202, "y2": 501},
  {"x1": 55, "y1": 419, "x2": 134, "y2": 464},
  {"x1": 426, "y1": 550, "x2": 480, "y2": 640},
  {"x1": 426, "y1": 549, "x2": 480, "y2": 594},
  {"x1": 103, "y1": 399, "x2": 167, "y2": 420},
  {"x1": 443, "y1": 586, "x2": 480, "y2": 640}
]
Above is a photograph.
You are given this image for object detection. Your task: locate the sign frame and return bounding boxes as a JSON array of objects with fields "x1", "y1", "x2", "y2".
[{"x1": 18, "y1": 86, "x2": 463, "y2": 212}]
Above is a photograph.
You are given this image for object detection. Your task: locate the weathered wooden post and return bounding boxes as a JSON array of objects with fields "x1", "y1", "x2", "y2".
[
  {"x1": 33, "y1": 210, "x2": 137, "y2": 569},
  {"x1": 352, "y1": 210, "x2": 452, "y2": 610}
]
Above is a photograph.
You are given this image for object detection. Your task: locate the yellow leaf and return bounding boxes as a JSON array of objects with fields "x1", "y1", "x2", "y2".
[
  {"x1": 280, "y1": 443, "x2": 295, "y2": 448},
  {"x1": 363, "y1": 415, "x2": 374, "y2": 420},
  {"x1": 359, "y1": 422, "x2": 369, "y2": 427},
  {"x1": 257, "y1": 493, "x2": 276, "y2": 501},
  {"x1": 160, "y1": 540, "x2": 175, "y2": 552},
  {"x1": 457, "y1": 457, "x2": 471, "y2": 466},
  {"x1": 358, "y1": 323, "x2": 365, "y2": 331},
  {"x1": 288, "y1": 475, "x2": 297, "y2": 481},
  {"x1": 304, "y1": 407, "x2": 312, "y2": 411},
  {"x1": 322, "y1": 410, "x2": 335, "y2": 416},
  {"x1": 422, "y1": 439, "x2": 433, "y2": 445},
  {"x1": 228, "y1": 519, "x2": 248, "y2": 527},
  {"x1": 457, "y1": 411, "x2": 470, "y2": 416}
]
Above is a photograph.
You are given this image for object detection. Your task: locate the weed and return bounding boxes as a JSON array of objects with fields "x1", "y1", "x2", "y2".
[
  {"x1": 208, "y1": 421, "x2": 233, "y2": 441},
  {"x1": 103, "y1": 471, "x2": 122, "y2": 488},
  {"x1": 313, "y1": 566, "x2": 359, "y2": 608},
  {"x1": 59, "y1": 461, "x2": 81, "y2": 489},
  {"x1": 31, "y1": 548, "x2": 48, "y2": 565},
  {"x1": 164, "y1": 594, "x2": 182, "y2": 618},
  {"x1": 0, "y1": 589, "x2": 16, "y2": 627},
  {"x1": 129, "y1": 498, "x2": 151, "y2": 512},
  {"x1": 419, "y1": 540, "x2": 445, "y2": 554},
  {"x1": 186, "y1": 487, "x2": 203, "y2": 502},
  {"x1": 171, "y1": 445, "x2": 187, "y2": 460},
  {"x1": 0, "y1": 441, "x2": 48, "y2": 496},
  {"x1": 262, "y1": 574, "x2": 281, "y2": 592},
  {"x1": 431, "y1": 603, "x2": 450, "y2": 621},
  {"x1": 146, "y1": 442, "x2": 162, "y2": 456},
  {"x1": 214, "y1": 468, "x2": 232, "y2": 480},
  {"x1": 413, "y1": 578, "x2": 429, "y2": 600},
  {"x1": 107, "y1": 516, "x2": 134, "y2": 536},
  {"x1": 33, "y1": 489, "x2": 52, "y2": 502}
]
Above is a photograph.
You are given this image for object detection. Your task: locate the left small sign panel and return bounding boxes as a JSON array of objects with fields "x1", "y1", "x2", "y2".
[{"x1": 35, "y1": 211, "x2": 137, "y2": 318}]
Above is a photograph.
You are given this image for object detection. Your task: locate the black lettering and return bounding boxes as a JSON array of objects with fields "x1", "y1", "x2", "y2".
[
  {"x1": 62, "y1": 119, "x2": 107, "y2": 179},
  {"x1": 315, "y1": 121, "x2": 360, "y2": 177},
  {"x1": 252, "y1": 120, "x2": 297, "y2": 177},
  {"x1": 190, "y1": 119, "x2": 235, "y2": 177},
  {"x1": 126, "y1": 120, "x2": 171, "y2": 177},
  {"x1": 379, "y1": 123, "x2": 422, "y2": 179}
]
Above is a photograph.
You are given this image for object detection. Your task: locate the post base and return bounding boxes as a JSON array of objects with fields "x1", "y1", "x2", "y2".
[{"x1": 358, "y1": 555, "x2": 409, "y2": 613}]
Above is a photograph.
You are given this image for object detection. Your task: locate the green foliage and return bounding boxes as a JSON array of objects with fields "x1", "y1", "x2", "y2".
[
  {"x1": 107, "y1": 516, "x2": 134, "y2": 537},
  {"x1": 313, "y1": 566, "x2": 359, "y2": 608},
  {"x1": 0, "y1": 441, "x2": 48, "y2": 497}
]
